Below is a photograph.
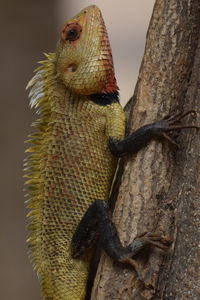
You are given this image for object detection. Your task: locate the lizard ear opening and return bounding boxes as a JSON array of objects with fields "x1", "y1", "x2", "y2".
[
  {"x1": 67, "y1": 63, "x2": 78, "y2": 72},
  {"x1": 61, "y1": 23, "x2": 82, "y2": 42}
]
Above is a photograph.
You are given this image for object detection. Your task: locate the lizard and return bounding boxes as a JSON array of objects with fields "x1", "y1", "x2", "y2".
[{"x1": 24, "y1": 5, "x2": 198, "y2": 300}]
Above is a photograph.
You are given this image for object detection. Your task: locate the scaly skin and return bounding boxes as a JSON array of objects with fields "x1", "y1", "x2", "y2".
[{"x1": 25, "y1": 6, "x2": 125, "y2": 300}]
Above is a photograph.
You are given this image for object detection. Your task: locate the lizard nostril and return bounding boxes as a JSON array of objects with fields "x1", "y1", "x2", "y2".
[{"x1": 67, "y1": 63, "x2": 78, "y2": 72}]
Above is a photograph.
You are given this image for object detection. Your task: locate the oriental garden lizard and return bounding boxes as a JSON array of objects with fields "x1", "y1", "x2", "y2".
[{"x1": 25, "y1": 5, "x2": 198, "y2": 300}]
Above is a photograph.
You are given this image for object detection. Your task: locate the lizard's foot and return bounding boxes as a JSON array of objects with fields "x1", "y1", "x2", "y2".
[
  {"x1": 119, "y1": 232, "x2": 172, "y2": 263},
  {"x1": 119, "y1": 232, "x2": 172, "y2": 281},
  {"x1": 135, "y1": 231, "x2": 172, "y2": 250},
  {"x1": 158, "y1": 110, "x2": 199, "y2": 147}
]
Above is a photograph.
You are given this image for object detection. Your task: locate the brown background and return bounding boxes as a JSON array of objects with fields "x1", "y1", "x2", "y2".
[{"x1": 0, "y1": 1, "x2": 154, "y2": 299}]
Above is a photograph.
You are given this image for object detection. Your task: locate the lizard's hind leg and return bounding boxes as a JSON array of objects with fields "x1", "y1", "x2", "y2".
[{"x1": 71, "y1": 200, "x2": 171, "y2": 264}]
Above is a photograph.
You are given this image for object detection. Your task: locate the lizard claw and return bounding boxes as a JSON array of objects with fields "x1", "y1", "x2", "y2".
[
  {"x1": 158, "y1": 110, "x2": 199, "y2": 147},
  {"x1": 135, "y1": 232, "x2": 172, "y2": 251},
  {"x1": 163, "y1": 110, "x2": 198, "y2": 129},
  {"x1": 118, "y1": 232, "x2": 172, "y2": 283},
  {"x1": 163, "y1": 110, "x2": 197, "y2": 123}
]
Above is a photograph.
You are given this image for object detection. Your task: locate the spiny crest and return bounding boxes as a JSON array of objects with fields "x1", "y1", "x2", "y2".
[
  {"x1": 26, "y1": 52, "x2": 56, "y2": 113},
  {"x1": 24, "y1": 52, "x2": 56, "y2": 274}
]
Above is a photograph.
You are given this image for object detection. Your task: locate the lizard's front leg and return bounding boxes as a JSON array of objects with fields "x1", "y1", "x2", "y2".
[{"x1": 109, "y1": 110, "x2": 199, "y2": 157}]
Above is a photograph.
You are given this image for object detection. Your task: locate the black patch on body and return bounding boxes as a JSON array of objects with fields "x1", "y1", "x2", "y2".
[{"x1": 90, "y1": 92, "x2": 119, "y2": 106}]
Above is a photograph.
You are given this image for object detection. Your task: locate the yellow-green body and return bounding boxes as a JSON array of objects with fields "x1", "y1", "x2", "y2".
[{"x1": 25, "y1": 6, "x2": 126, "y2": 300}]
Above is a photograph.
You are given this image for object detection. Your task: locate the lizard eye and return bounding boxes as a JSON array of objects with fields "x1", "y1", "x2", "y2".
[{"x1": 61, "y1": 23, "x2": 82, "y2": 42}]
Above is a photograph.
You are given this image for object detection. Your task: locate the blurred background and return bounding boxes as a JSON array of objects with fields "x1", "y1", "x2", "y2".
[{"x1": 0, "y1": 1, "x2": 154, "y2": 299}]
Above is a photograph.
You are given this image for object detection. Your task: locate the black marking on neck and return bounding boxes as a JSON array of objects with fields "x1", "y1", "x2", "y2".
[{"x1": 90, "y1": 92, "x2": 119, "y2": 106}]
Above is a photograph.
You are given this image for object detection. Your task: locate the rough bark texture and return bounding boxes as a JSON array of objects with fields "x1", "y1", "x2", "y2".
[{"x1": 91, "y1": 1, "x2": 200, "y2": 299}]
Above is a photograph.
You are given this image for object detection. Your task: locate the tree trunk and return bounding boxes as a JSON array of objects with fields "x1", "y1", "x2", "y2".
[{"x1": 91, "y1": 1, "x2": 200, "y2": 299}]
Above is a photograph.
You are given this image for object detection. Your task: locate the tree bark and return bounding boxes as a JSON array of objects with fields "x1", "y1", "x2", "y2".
[{"x1": 91, "y1": 1, "x2": 200, "y2": 299}]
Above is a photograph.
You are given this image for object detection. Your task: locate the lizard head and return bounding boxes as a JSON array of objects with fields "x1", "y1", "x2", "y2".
[{"x1": 55, "y1": 5, "x2": 119, "y2": 95}]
